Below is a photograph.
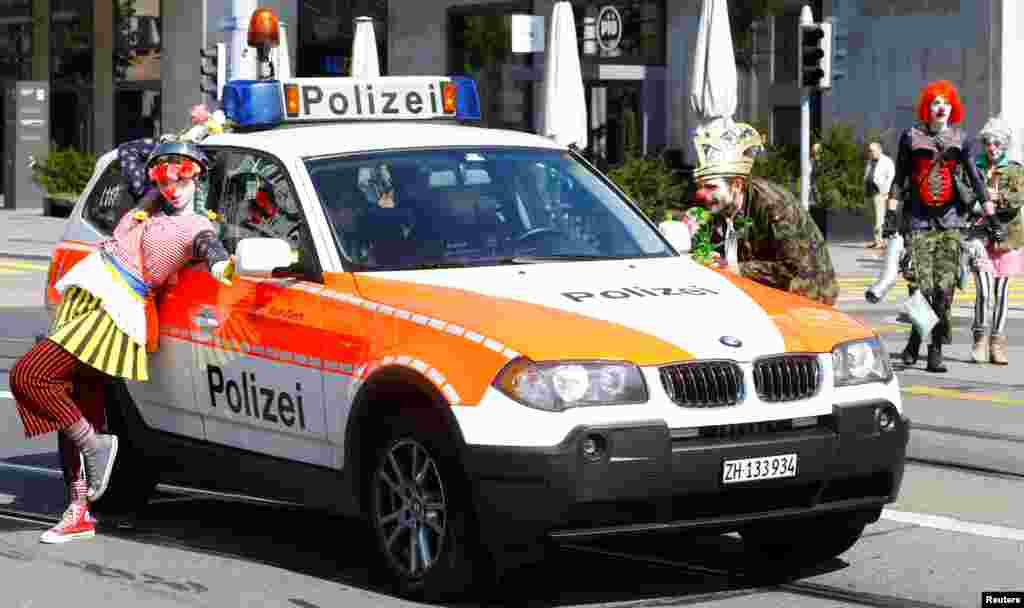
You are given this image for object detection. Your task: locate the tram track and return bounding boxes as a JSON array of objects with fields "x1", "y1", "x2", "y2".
[
  {"x1": 0, "y1": 462, "x2": 1004, "y2": 608},
  {"x1": 559, "y1": 542, "x2": 957, "y2": 608}
]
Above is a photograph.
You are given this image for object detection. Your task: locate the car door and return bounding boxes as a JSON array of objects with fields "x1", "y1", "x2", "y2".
[{"x1": 182, "y1": 147, "x2": 333, "y2": 467}]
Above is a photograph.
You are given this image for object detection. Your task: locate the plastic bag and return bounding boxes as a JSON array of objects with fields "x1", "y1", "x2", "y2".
[{"x1": 901, "y1": 290, "x2": 939, "y2": 337}]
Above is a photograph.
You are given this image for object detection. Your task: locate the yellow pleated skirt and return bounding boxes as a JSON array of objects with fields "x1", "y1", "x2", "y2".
[{"x1": 49, "y1": 286, "x2": 149, "y2": 381}]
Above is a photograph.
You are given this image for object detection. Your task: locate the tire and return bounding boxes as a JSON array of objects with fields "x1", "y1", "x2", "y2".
[
  {"x1": 367, "y1": 414, "x2": 490, "y2": 601},
  {"x1": 86, "y1": 386, "x2": 159, "y2": 518},
  {"x1": 740, "y1": 511, "x2": 870, "y2": 571}
]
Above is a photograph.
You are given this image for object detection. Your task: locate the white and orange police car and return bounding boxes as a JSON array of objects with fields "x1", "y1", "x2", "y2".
[{"x1": 44, "y1": 25, "x2": 908, "y2": 602}]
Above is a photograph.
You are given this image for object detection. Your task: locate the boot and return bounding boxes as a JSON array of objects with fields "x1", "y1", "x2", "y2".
[
  {"x1": 991, "y1": 335, "x2": 1009, "y2": 365},
  {"x1": 926, "y1": 344, "x2": 948, "y2": 373},
  {"x1": 901, "y1": 328, "x2": 922, "y2": 366},
  {"x1": 972, "y1": 332, "x2": 990, "y2": 363}
]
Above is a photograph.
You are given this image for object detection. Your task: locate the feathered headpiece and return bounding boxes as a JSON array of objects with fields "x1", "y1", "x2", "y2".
[{"x1": 692, "y1": 118, "x2": 765, "y2": 182}]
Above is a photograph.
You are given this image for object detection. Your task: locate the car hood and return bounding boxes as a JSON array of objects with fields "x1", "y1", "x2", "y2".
[{"x1": 348, "y1": 257, "x2": 871, "y2": 364}]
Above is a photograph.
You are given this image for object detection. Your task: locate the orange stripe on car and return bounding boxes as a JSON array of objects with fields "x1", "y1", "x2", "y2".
[
  {"x1": 349, "y1": 274, "x2": 694, "y2": 365},
  {"x1": 712, "y1": 270, "x2": 873, "y2": 351}
]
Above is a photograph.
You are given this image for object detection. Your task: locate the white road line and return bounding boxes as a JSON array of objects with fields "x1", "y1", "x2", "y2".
[
  {"x1": 0, "y1": 390, "x2": 12, "y2": 400},
  {"x1": 882, "y1": 508, "x2": 1024, "y2": 542}
]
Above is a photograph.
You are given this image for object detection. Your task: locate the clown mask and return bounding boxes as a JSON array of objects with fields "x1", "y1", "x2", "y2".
[
  {"x1": 929, "y1": 96, "x2": 952, "y2": 130},
  {"x1": 985, "y1": 138, "x2": 1006, "y2": 164},
  {"x1": 149, "y1": 159, "x2": 202, "y2": 212},
  {"x1": 693, "y1": 177, "x2": 743, "y2": 217}
]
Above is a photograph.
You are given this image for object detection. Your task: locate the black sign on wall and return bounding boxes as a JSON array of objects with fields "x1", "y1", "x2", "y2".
[
  {"x1": 4, "y1": 81, "x2": 50, "y2": 210},
  {"x1": 576, "y1": 0, "x2": 666, "y2": 65}
]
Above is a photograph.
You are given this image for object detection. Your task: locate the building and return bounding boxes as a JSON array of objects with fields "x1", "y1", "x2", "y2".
[{"x1": 2, "y1": 0, "x2": 1021, "y2": 209}]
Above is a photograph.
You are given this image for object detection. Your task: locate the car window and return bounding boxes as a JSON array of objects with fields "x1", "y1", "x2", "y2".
[
  {"x1": 305, "y1": 147, "x2": 672, "y2": 270},
  {"x1": 84, "y1": 153, "x2": 216, "y2": 236},
  {"x1": 212, "y1": 149, "x2": 321, "y2": 279},
  {"x1": 83, "y1": 161, "x2": 131, "y2": 235}
]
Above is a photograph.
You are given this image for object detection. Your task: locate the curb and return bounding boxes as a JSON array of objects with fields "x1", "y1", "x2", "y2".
[{"x1": 0, "y1": 251, "x2": 53, "y2": 262}]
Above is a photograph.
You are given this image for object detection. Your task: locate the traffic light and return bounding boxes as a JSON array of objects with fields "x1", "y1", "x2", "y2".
[
  {"x1": 200, "y1": 43, "x2": 227, "y2": 101},
  {"x1": 799, "y1": 20, "x2": 832, "y2": 90}
]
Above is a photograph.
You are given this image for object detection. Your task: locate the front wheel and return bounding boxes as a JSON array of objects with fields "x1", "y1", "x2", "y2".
[{"x1": 368, "y1": 419, "x2": 489, "y2": 601}]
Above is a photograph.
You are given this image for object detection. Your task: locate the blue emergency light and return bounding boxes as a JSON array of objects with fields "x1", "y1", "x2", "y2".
[
  {"x1": 222, "y1": 79, "x2": 285, "y2": 128},
  {"x1": 449, "y1": 77, "x2": 481, "y2": 121},
  {"x1": 223, "y1": 76, "x2": 481, "y2": 128}
]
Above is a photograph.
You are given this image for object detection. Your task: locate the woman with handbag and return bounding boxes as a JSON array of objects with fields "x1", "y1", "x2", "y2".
[
  {"x1": 967, "y1": 116, "x2": 1024, "y2": 364},
  {"x1": 883, "y1": 80, "x2": 1005, "y2": 373}
]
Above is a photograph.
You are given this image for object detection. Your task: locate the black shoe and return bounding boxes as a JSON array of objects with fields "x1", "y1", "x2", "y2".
[
  {"x1": 902, "y1": 330, "x2": 921, "y2": 366},
  {"x1": 926, "y1": 345, "x2": 947, "y2": 373}
]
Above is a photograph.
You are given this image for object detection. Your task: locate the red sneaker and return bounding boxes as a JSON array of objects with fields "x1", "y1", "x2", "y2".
[{"x1": 39, "y1": 503, "x2": 96, "y2": 544}]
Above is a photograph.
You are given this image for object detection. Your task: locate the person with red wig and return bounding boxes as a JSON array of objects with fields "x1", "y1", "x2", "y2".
[{"x1": 884, "y1": 79, "x2": 1005, "y2": 372}]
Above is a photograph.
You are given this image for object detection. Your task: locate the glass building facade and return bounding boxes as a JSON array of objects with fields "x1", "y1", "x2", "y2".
[{"x1": 1, "y1": 0, "x2": 674, "y2": 202}]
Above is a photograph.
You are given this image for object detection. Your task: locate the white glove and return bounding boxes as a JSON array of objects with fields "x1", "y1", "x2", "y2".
[{"x1": 210, "y1": 259, "x2": 235, "y2": 286}]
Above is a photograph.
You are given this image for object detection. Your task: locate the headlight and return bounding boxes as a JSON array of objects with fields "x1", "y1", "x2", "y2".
[
  {"x1": 832, "y1": 337, "x2": 893, "y2": 387},
  {"x1": 494, "y1": 358, "x2": 648, "y2": 412}
]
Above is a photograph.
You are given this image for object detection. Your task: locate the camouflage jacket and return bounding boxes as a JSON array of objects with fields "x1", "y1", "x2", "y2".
[{"x1": 709, "y1": 177, "x2": 839, "y2": 306}]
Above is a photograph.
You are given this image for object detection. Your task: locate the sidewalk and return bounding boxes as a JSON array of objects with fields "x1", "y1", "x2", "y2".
[{"x1": 0, "y1": 209, "x2": 68, "y2": 261}]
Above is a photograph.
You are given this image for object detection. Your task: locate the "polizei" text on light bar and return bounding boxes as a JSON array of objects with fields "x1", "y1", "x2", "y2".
[{"x1": 282, "y1": 76, "x2": 480, "y2": 121}]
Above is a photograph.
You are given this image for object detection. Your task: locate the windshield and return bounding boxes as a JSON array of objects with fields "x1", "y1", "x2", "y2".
[{"x1": 305, "y1": 147, "x2": 673, "y2": 270}]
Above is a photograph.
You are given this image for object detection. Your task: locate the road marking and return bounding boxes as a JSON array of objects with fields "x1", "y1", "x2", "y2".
[
  {"x1": 901, "y1": 385, "x2": 1024, "y2": 406},
  {"x1": 882, "y1": 508, "x2": 1024, "y2": 542},
  {"x1": 0, "y1": 260, "x2": 48, "y2": 272},
  {"x1": 872, "y1": 323, "x2": 910, "y2": 334}
]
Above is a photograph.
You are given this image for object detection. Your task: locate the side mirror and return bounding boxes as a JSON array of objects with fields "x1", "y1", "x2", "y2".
[
  {"x1": 659, "y1": 220, "x2": 692, "y2": 253},
  {"x1": 235, "y1": 237, "x2": 294, "y2": 277}
]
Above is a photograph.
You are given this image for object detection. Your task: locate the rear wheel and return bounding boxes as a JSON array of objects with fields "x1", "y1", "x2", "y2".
[
  {"x1": 86, "y1": 386, "x2": 159, "y2": 519},
  {"x1": 368, "y1": 416, "x2": 489, "y2": 601}
]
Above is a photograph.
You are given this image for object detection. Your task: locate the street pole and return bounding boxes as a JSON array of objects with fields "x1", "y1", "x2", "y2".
[
  {"x1": 799, "y1": 5, "x2": 813, "y2": 211},
  {"x1": 201, "y1": 0, "x2": 207, "y2": 105}
]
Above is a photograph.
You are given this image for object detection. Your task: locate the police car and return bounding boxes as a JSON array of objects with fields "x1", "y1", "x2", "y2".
[{"x1": 44, "y1": 15, "x2": 908, "y2": 601}]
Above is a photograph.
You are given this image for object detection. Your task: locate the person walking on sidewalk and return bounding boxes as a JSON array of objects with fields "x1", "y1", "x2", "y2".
[
  {"x1": 966, "y1": 115, "x2": 1024, "y2": 365},
  {"x1": 883, "y1": 80, "x2": 1004, "y2": 373},
  {"x1": 865, "y1": 141, "x2": 895, "y2": 249},
  {"x1": 8, "y1": 137, "x2": 235, "y2": 544}
]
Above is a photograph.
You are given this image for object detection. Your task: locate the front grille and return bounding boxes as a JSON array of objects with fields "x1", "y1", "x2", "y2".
[
  {"x1": 671, "y1": 415, "x2": 834, "y2": 445},
  {"x1": 660, "y1": 361, "x2": 744, "y2": 407},
  {"x1": 753, "y1": 355, "x2": 821, "y2": 402}
]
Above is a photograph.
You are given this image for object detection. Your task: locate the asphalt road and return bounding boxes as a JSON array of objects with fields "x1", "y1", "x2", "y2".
[{"x1": 1, "y1": 258, "x2": 1022, "y2": 607}]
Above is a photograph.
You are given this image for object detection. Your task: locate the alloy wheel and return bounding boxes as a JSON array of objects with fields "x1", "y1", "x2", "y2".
[{"x1": 373, "y1": 438, "x2": 448, "y2": 579}]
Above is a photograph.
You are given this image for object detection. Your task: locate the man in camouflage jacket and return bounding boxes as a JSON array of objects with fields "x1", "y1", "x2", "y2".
[{"x1": 695, "y1": 176, "x2": 839, "y2": 306}]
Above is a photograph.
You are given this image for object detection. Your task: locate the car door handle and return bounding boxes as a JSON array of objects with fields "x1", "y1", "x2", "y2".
[{"x1": 193, "y1": 314, "x2": 220, "y2": 329}]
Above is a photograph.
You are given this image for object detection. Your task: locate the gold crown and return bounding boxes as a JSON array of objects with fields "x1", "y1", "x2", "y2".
[{"x1": 692, "y1": 120, "x2": 764, "y2": 181}]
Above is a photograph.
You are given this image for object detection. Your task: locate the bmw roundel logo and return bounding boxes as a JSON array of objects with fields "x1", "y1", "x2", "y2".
[{"x1": 720, "y1": 336, "x2": 743, "y2": 348}]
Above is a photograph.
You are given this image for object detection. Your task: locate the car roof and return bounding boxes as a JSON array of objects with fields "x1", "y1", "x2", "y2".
[{"x1": 201, "y1": 121, "x2": 566, "y2": 160}]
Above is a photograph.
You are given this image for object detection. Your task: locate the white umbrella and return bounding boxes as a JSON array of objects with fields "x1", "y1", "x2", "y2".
[
  {"x1": 689, "y1": 0, "x2": 737, "y2": 130},
  {"x1": 351, "y1": 16, "x2": 381, "y2": 78},
  {"x1": 541, "y1": 1, "x2": 587, "y2": 149}
]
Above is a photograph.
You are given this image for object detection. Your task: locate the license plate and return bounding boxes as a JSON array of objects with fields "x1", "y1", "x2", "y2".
[{"x1": 722, "y1": 453, "x2": 798, "y2": 484}]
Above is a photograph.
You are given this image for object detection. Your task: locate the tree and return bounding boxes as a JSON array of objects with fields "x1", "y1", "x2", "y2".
[{"x1": 730, "y1": 0, "x2": 786, "y2": 70}]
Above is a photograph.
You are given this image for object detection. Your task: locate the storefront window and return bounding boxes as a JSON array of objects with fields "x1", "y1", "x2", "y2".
[
  {"x1": 115, "y1": 0, "x2": 162, "y2": 143},
  {"x1": 575, "y1": 0, "x2": 665, "y2": 65},
  {"x1": 449, "y1": 4, "x2": 533, "y2": 132},
  {"x1": 299, "y1": 1, "x2": 387, "y2": 76},
  {"x1": 0, "y1": 2, "x2": 32, "y2": 80}
]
